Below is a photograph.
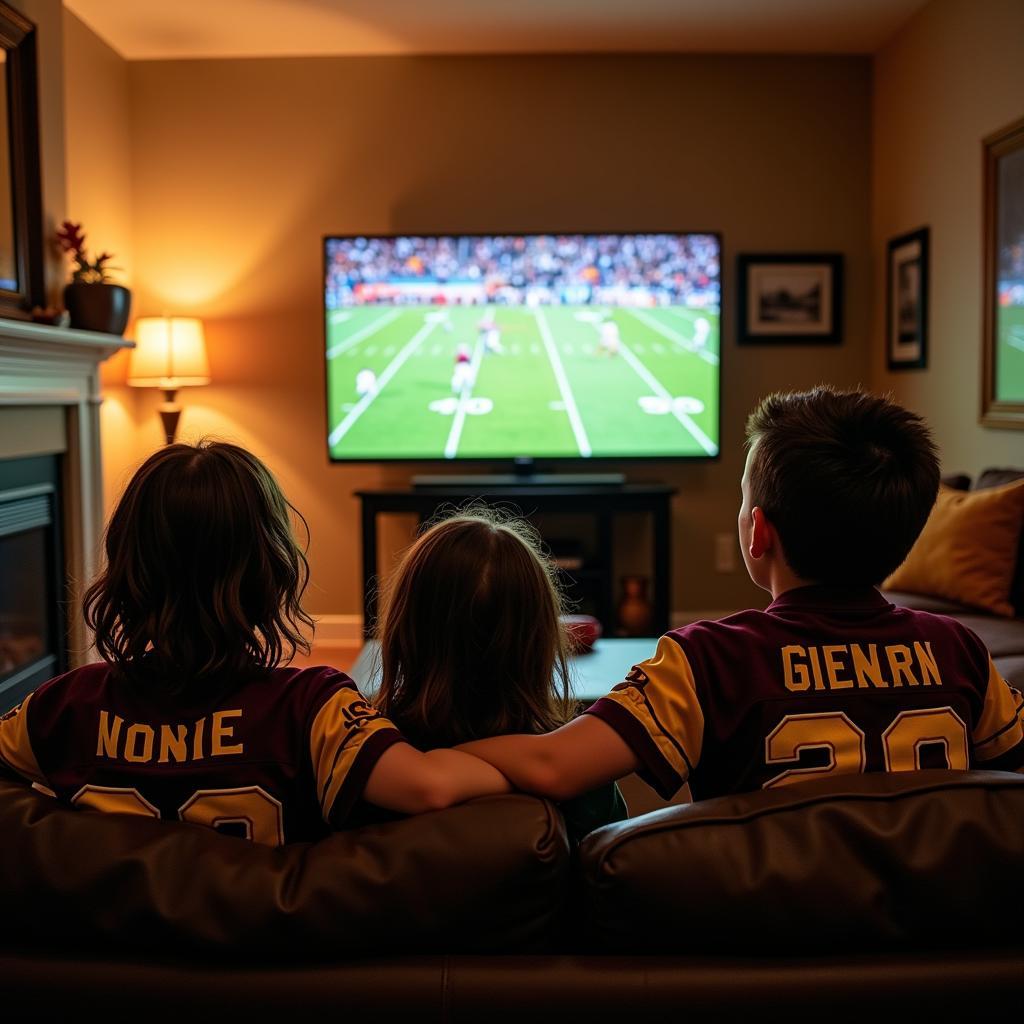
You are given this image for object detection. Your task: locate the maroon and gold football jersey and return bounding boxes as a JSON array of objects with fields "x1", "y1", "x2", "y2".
[
  {"x1": 0, "y1": 663, "x2": 402, "y2": 844},
  {"x1": 586, "y1": 586, "x2": 1024, "y2": 800}
]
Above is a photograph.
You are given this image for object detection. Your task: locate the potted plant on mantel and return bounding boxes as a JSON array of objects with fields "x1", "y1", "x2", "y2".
[{"x1": 56, "y1": 220, "x2": 131, "y2": 335}]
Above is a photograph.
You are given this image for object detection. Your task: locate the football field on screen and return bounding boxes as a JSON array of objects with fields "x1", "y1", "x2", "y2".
[
  {"x1": 996, "y1": 305, "x2": 1024, "y2": 402},
  {"x1": 326, "y1": 304, "x2": 720, "y2": 460}
]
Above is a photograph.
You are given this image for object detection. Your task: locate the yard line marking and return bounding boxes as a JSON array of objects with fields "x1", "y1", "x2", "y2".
[
  {"x1": 630, "y1": 309, "x2": 720, "y2": 366},
  {"x1": 530, "y1": 343, "x2": 540, "y2": 354},
  {"x1": 534, "y1": 309, "x2": 592, "y2": 458},
  {"x1": 328, "y1": 320, "x2": 438, "y2": 446},
  {"x1": 365, "y1": 346, "x2": 377, "y2": 355},
  {"x1": 384, "y1": 346, "x2": 395, "y2": 356},
  {"x1": 431, "y1": 345, "x2": 442, "y2": 356},
  {"x1": 616, "y1": 339, "x2": 718, "y2": 456},
  {"x1": 326, "y1": 309, "x2": 401, "y2": 359},
  {"x1": 444, "y1": 334, "x2": 488, "y2": 459}
]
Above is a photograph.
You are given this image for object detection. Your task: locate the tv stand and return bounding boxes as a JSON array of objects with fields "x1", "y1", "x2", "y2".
[
  {"x1": 355, "y1": 482, "x2": 675, "y2": 639},
  {"x1": 412, "y1": 457, "x2": 625, "y2": 488},
  {"x1": 412, "y1": 473, "x2": 626, "y2": 488}
]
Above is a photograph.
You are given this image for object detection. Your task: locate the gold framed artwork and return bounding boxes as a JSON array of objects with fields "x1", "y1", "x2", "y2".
[{"x1": 981, "y1": 114, "x2": 1024, "y2": 428}]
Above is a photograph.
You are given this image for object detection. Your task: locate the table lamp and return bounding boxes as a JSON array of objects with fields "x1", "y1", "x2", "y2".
[{"x1": 128, "y1": 317, "x2": 210, "y2": 444}]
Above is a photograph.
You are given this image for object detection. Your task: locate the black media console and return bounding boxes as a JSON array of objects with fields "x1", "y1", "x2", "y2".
[{"x1": 355, "y1": 482, "x2": 675, "y2": 639}]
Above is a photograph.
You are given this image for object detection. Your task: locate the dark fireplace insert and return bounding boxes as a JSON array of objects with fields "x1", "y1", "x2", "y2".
[{"x1": 0, "y1": 455, "x2": 66, "y2": 712}]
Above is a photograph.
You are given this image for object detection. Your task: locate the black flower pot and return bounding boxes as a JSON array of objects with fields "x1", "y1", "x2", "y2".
[{"x1": 63, "y1": 282, "x2": 132, "y2": 336}]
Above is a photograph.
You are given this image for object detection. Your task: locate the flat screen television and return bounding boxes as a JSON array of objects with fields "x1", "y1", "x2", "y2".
[{"x1": 323, "y1": 233, "x2": 720, "y2": 462}]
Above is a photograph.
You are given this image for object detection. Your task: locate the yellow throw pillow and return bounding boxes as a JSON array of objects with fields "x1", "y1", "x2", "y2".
[{"x1": 884, "y1": 479, "x2": 1024, "y2": 617}]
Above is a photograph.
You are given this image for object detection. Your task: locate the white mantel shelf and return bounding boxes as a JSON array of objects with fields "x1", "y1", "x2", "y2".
[
  {"x1": 0, "y1": 319, "x2": 133, "y2": 404},
  {"x1": 0, "y1": 318, "x2": 134, "y2": 664}
]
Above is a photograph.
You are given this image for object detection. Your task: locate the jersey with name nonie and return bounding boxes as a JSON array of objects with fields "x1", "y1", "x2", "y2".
[
  {"x1": 585, "y1": 586, "x2": 1024, "y2": 800},
  {"x1": 0, "y1": 663, "x2": 403, "y2": 845}
]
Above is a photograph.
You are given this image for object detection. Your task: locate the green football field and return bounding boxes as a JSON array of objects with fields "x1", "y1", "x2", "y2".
[
  {"x1": 996, "y1": 304, "x2": 1024, "y2": 402},
  {"x1": 325, "y1": 304, "x2": 719, "y2": 460}
]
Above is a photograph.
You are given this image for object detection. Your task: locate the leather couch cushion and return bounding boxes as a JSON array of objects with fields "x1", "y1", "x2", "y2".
[
  {"x1": 0, "y1": 782, "x2": 569, "y2": 957},
  {"x1": 884, "y1": 479, "x2": 1024, "y2": 617},
  {"x1": 581, "y1": 770, "x2": 1024, "y2": 954}
]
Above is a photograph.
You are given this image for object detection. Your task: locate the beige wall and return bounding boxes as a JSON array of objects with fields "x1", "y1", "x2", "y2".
[
  {"x1": 871, "y1": 0, "x2": 1024, "y2": 471},
  {"x1": 114, "y1": 53, "x2": 871, "y2": 618},
  {"x1": 62, "y1": 8, "x2": 137, "y2": 511}
]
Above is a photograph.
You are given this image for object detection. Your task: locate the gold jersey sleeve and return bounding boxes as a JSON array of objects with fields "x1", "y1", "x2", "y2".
[
  {"x1": 309, "y1": 684, "x2": 403, "y2": 825},
  {"x1": 0, "y1": 693, "x2": 47, "y2": 786},
  {"x1": 972, "y1": 658, "x2": 1024, "y2": 764},
  {"x1": 590, "y1": 634, "x2": 704, "y2": 798}
]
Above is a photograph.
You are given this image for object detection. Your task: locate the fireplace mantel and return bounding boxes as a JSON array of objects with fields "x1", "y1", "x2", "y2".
[{"x1": 0, "y1": 319, "x2": 133, "y2": 663}]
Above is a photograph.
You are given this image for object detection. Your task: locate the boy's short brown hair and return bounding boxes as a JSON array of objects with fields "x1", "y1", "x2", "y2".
[{"x1": 745, "y1": 386, "x2": 940, "y2": 585}]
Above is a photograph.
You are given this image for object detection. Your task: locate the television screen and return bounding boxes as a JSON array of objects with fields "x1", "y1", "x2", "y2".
[{"x1": 324, "y1": 233, "x2": 720, "y2": 461}]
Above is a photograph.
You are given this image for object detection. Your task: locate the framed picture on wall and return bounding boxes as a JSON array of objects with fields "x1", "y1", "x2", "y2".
[
  {"x1": 736, "y1": 253, "x2": 843, "y2": 345},
  {"x1": 981, "y1": 114, "x2": 1024, "y2": 428},
  {"x1": 886, "y1": 227, "x2": 929, "y2": 371}
]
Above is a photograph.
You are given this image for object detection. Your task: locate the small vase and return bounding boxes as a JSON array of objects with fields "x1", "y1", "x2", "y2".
[
  {"x1": 617, "y1": 575, "x2": 653, "y2": 636},
  {"x1": 63, "y1": 282, "x2": 132, "y2": 336}
]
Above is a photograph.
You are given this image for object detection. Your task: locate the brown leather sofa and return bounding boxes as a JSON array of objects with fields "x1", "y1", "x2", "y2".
[
  {"x1": 886, "y1": 467, "x2": 1024, "y2": 688},
  {"x1": 2, "y1": 768, "x2": 1022, "y2": 1021}
]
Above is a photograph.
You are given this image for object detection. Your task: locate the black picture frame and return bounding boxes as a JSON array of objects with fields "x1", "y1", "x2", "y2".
[
  {"x1": 0, "y1": 1, "x2": 44, "y2": 320},
  {"x1": 981, "y1": 115, "x2": 1024, "y2": 428},
  {"x1": 736, "y1": 253, "x2": 843, "y2": 345},
  {"x1": 886, "y1": 227, "x2": 929, "y2": 371}
]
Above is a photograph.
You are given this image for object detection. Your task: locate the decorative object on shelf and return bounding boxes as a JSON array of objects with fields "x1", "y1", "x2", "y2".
[
  {"x1": 886, "y1": 227, "x2": 929, "y2": 371},
  {"x1": 0, "y1": 2, "x2": 44, "y2": 322},
  {"x1": 617, "y1": 575, "x2": 653, "y2": 637},
  {"x1": 737, "y1": 253, "x2": 843, "y2": 345},
  {"x1": 561, "y1": 614, "x2": 602, "y2": 654},
  {"x1": 981, "y1": 114, "x2": 1024, "y2": 428},
  {"x1": 56, "y1": 220, "x2": 131, "y2": 335},
  {"x1": 29, "y1": 306, "x2": 69, "y2": 327},
  {"x1": 128, "y1": 317, "x2": 211, "y2": 444}
]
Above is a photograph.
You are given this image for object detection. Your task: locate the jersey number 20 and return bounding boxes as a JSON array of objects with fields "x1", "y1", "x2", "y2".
[
  {"x1": 70, "y1": 784, "x2": 285, "y2": 845},
  {"x1": 763, "y1": 706, "x2": 969, "y2": 789}
]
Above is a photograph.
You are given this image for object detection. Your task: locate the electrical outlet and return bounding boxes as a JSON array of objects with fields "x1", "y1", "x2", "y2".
[{"x1": 714, "y1": 533, "x2": 737, "y2": 573}]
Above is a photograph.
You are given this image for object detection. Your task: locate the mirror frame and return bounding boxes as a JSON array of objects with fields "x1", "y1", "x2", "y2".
[{"x1": 0, "y1": 0, "x2": 43, "y2": 320}]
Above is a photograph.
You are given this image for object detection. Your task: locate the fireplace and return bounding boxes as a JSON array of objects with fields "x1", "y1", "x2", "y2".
[
  {"x1": 0, "y1": 319, "x2": 131, "y2": 712},
  {"x1": 0, "y1": 454, "x2": 66, "y2": 709}
]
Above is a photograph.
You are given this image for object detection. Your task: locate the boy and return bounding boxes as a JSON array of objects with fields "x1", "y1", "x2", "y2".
[{"x1": 459, "y1": 387, "x2": 1024, "y2": 801}]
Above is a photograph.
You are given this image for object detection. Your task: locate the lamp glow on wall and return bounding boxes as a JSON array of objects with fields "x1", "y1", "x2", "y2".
[{"x1": 127, "y1": 317, "x2": 210, "y2": 445}]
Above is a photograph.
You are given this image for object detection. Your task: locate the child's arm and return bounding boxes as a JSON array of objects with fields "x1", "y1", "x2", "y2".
[
  {"x1": 457, "y1": 716, "x2": 639, "y2": 802},
  {"x1": 363, "y1": 743, "x2": 511, "y2": 814}
]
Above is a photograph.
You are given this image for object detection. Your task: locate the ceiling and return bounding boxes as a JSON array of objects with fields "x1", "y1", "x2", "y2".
[{"x1": 62, "y1": 0, "x2": 929, "y2": 60}]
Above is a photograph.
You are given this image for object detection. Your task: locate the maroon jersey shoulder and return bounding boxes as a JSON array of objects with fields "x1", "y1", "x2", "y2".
[
  {"x1": 26, "y1": 662, "x2": 362, "y2": 842},
  {"x1": 668, "y1": 588, "x2": 996, "y2": 798}
]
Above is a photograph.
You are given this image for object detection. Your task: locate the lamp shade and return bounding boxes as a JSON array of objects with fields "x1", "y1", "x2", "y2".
[{"x1": 128, "y1": 317, "x2": 211, "y2": 388}]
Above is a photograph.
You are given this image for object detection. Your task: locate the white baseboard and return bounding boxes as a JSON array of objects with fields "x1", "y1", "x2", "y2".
[
  {"x1": 313, "y1": 614, "x2": 364, "y2": 644},
  {"x1": 314, "y1": 611, "x2": 738, "y2": 643}
]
